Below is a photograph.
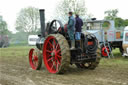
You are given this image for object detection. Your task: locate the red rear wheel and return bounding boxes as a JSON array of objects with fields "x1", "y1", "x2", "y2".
[
  {"x1": 29, "y1": 48, "x2": 42, "y2": 70},
  {"x1": 43, "y1": 34, "x2": 70, "y2": 74}
]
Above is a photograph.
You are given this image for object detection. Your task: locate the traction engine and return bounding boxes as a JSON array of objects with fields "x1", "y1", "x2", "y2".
[{"x1": 29, "y1": 9, "x2": 100, "y2": 74}]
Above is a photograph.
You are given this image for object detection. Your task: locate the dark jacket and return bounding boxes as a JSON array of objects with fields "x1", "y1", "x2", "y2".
[
  {"x1": 67, "y1": 16, "x2": 76, "y2": 31},
  {"x1": 75, "y1": 17, "x2": 83, "y2": 32}
]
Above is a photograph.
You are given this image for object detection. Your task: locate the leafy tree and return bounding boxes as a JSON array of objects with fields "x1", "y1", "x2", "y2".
[
  {"x1": 104, "y1": 9, "x2": 128, "y2": 28},
  {"x1": 104, "y1": 9, "x2": 118, "y2": 20},
  {"x1": 15, "y1": 7, "x2": 40, "y2": 34},
  {"x1": 124, "y1": 19, "x2": 128, "y2": 26},
  {"x1": 0, "y1": 16, "x2": 8, "y2": 34},
  {"x1": 10, "y1": 31, "x2": 28, "y2": 44},
  {"x1": 54, "y1": 0, "x2": 88, "y2": 23},
  {"x1": 115, "y1": 18, "x2": 125, "y2": 27}
]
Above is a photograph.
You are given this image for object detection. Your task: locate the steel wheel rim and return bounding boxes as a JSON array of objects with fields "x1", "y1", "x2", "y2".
[
  {"x1": 43, "y1": 36, "x2": 61, "y2": 73},
  {"x1": 29, "y1": 48, "x2": 38, "y2": 70}
]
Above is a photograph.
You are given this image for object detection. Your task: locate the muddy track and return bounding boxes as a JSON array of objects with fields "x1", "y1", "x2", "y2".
[{"x1": 0, "y1": 56, "x2": 128, "y2": 85}]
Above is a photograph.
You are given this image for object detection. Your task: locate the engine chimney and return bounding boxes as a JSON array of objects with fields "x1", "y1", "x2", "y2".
[{"x1": 39, "y1": 9, "x2": 45, "y2": 37}]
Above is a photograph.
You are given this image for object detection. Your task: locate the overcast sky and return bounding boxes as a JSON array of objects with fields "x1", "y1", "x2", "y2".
[{"x1": 0, "y1": 0, "x2": 127, "y2": 32}]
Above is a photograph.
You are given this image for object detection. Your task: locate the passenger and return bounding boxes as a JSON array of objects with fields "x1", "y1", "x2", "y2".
[
  {"x1": 75, "y1": 14, "x2": 83, "y2": 48},
  {"x1": 67, "y1": 12, "x2": 76, "y2": 49}
]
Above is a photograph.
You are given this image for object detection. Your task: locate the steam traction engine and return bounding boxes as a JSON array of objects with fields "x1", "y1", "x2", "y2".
[{"x1": 29, "y1": 9, "x2": 100, "y2": 74}]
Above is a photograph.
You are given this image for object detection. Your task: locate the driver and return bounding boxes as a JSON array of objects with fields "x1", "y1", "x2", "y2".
[{"x1": 67, "y1": 12, "x2": 76, "y2": 49}]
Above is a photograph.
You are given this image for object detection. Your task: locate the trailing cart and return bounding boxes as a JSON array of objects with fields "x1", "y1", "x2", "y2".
[
  {"x1": 85, "y1": 20, "x2": 124, "y2": 58},
  {"x1": 123, "y1": 26, "x2": 128, "y2": 57}
]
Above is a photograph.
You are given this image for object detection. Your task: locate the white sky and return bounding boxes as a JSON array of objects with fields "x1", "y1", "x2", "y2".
[{"x1": 0, "y1": 0, "x2": 128, "y2": 32}]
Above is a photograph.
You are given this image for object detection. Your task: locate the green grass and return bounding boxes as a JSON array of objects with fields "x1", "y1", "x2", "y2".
[
  {"x1": 112, "y1": 48, "x2": 122, "y2": 57},
  {"x1": 0, "y1": 46, "x2": 35, "y2": 57},
  {"x1": 100, "y1": 48, "x2": 128, "y2": 65},
  {"x1": 0, "y1": 46, "x2": 122, "y2": 57},
  {"x1": 0, "y1": 46, "x2": 128, "y2": 65},
  {"x1": 9, "y1": 42, "x2": 28, "y2": 47},
  {"x1": 100, "y1": 58, "x2": 128, "y2": 66}
]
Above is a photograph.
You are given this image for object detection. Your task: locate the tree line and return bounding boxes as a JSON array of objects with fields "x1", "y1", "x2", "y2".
[
  {"x1": 104, "y1": 9, "x2": 128, "y2": 28},
  {"x1": 0, "y1": 0, "x2": 128, "y2": 45}
]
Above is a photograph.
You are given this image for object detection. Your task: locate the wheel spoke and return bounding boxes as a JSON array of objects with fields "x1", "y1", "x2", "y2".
[
  {"x1": 53, "y1": 39, "x2": 56, "y2": 46},
  {"x1": 48, "y1": 42, "x2": 53, "y2": 48},
  {"x1": 47, "y1": 54, "x2": 52, "y2": 58},
  {"x1": 56, "y1": 54, "x2": 61, "y2": 58},
  {"x1": 50, "y1": 64, "x2": 54, "y2": 71},
  {"x1": 55, "y1": 43, "x2": 59, "y2": 50},
  {"x1": 56, "y1": 49, "x2": 61, "y2": 53},
  {"x1": 46, "y1": 50, "x2": 52, "y2": 53},
  {"x1": 56, "y1": 57, "x2": 61, "y2": 64},
  {"x1": 55, "y1": 61, "x2": 59, "y2": 71},
  {"x1": 47, "y1": 57, "x2": 54, "y2": 62},
  {"x1": 53, "y1": 39, "x2": 56, "y2": 49}
]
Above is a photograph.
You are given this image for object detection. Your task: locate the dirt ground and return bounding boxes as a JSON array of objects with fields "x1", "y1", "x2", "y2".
[{"x1": 0, "y1": 47, "x2": 128, "y2": 85}]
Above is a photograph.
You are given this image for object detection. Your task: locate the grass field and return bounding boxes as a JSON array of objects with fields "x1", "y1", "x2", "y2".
[
  {"x1": 0, "y1": 46, "x2": 128, "y2": 85},
  {"x1": 1, "y1": 46, "x2": 127, "y2": 64},
  {"x1": 0, "y1": 46, "x2": 33, "y2": 57},
  {"x1": 0, "y1": 45, "x2": 124, "y2": 57}
]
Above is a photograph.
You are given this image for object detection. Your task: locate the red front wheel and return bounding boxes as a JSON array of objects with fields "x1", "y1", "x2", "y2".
[
  {"x1": 29, "y1": 48, "x2": 42, "y2": 70},
  {"x1": 43, "y1": 34, "x2": 70, "y2": 74}
]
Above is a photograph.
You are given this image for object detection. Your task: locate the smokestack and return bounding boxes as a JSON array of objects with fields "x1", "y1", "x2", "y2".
[{"x1": 39, "y1": 9, "x2": 45, "y2": 37}]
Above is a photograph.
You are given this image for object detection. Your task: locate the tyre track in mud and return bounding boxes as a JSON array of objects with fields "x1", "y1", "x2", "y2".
[{"x1": 0, "y1": 57, "x2": 128, "y2": 85}]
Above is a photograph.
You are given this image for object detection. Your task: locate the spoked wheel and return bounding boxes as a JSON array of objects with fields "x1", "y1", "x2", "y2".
[
  {"x1": 29, "y1": 48, "x2": 42, "y2": 70},
  {"x1": 43, "y1": 34, "x2": 70, "y2": 74},
  {"x1": 75, "y1": 56, "x2": 100, "y2": 70},
  {"x1": 101, "y1": 46, "x2": 111, "y2": 57}
]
